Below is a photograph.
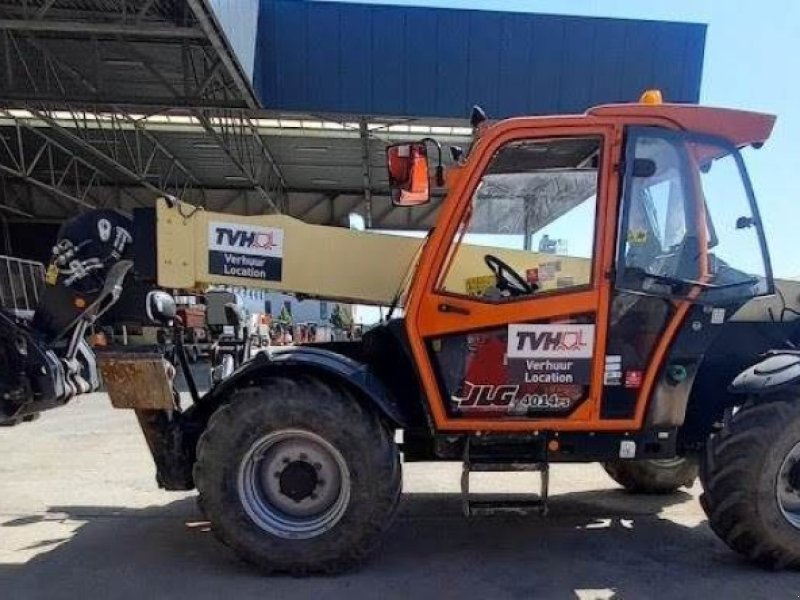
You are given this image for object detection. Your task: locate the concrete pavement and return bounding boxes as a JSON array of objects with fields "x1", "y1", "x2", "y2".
[{"x1": 1, "y1": 394, "x2": 799, "y2": 599}]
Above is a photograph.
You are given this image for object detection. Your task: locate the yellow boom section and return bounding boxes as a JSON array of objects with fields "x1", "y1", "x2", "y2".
[{"x1": 155, "y1": 198, "x2": 422, "y2": 305}]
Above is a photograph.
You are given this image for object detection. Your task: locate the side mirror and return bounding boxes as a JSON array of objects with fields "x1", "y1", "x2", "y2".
[
  {"x1": 146, "y1": 290, "x2": 177, "y2": 325},
  {"x1": 387, "y1": 142, "x2": 431, "y2": 207}
]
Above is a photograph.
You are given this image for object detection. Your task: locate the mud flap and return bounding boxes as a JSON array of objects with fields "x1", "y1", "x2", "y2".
[
  {"x1": 98, "y1": 352, "x2": 193, "y2": 490},
  {"x1": 134, "y1": 409, "x2": 194, "y2": 490},
  {"x1": 730, "y1": 352, "x2": 800, "y2": 395}
]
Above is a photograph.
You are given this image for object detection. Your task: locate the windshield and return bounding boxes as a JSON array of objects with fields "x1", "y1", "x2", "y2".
[
  {"x1": 618, "y1": 127, "x2": 772, "y2": 304},
  {"x1": 437, "y1": 136, "x2": 602, "y2": 299}
]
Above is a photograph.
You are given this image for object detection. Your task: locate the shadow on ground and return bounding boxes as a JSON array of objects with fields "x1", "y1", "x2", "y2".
[{"x1": 2, "y1": 488, "x2": 799, "y2": 599}]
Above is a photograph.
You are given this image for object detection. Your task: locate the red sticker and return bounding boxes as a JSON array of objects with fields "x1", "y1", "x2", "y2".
[{"x1": 624, "y1": 370, "x2": 643, "y2": 389}]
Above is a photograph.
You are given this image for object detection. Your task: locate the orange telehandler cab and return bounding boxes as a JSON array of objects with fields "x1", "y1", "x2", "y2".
[{"x1": 96, "y1": 95, "x2": 800, "y2": 573}]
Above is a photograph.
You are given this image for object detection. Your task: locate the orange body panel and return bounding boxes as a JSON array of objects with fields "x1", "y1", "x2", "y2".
[
  {"x1": 588, "y1": 103, "x2": 776, "y2": 148},
  {"x1": 403, "y1": 102, "x2": 775, "y2": 434}
]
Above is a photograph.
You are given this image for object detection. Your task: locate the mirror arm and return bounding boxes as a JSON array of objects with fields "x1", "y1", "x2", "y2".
[{"x1": 420, "y1": 137, "x2": 445, "y2": 186}]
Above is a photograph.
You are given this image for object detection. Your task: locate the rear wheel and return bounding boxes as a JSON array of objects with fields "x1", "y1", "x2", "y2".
[
  {"x1": 700, "y1": 394, "x2": 800, "y2": 569},
  {"x1": 603, "y1": 457, "x2": 698, "y2": 494},
  {"x1": 194, "y1": 377, "x2": 401, "y2": 574}
]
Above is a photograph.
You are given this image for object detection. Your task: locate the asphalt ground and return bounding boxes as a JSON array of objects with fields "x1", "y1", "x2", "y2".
[{"x1": 2, "y1": 385, "x2": 800, "y2": 599}]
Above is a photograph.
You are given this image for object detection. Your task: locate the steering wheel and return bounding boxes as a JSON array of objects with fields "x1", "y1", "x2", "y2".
[{"x1": 484, "y1": 254, "x2": 536, "y2": 296}]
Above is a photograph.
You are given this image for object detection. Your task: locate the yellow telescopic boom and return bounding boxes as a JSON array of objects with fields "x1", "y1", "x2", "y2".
[{"x1": 153, "y1": 198, "x2": 422, "y2": 305}]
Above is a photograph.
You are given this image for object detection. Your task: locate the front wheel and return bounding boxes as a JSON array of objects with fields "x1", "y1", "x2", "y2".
[
  {"x1": 194, "y1": 377, "x2": 401, "y2": 574},
  {"x1": 603, "y1": 457, "x2": 698, "y2": 494},
  {"x1": 700, "y1": 394, "x2": 800, "y2": 569}
]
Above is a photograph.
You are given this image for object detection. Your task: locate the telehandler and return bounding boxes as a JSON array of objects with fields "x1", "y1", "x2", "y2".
[{"x1": 9, "y1": 92, "x2": 800, "y2": 573}]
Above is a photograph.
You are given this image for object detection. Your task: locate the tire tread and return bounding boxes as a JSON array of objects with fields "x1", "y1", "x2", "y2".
[
  {"x1": 700, "y1": 394, "x2": 800, "y2": 570},
  {"x1": 194, "y1": 376, "x2": 401, "y2": 575}
]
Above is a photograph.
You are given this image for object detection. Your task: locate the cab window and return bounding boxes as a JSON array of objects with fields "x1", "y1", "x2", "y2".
[
  {"x1": 617, "y1": 127, "x2": 771, "y2": 304},
  {"x1": 437, "y1": 137, "x2": 601, "y2": 301},
  {"x1": 622, "y1": 134, "x2": 696, "y2": 281}
]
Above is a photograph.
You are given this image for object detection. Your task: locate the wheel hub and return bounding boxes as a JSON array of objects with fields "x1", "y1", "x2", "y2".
[
  {"x1": 789, "y1": 461, "x2": 800, "y2": 492},
  {"x1": 777, "y1": 441, "x2": 800, "y2": 530},
  {"x1": 279, "y1": 461, "x2": 319, "y2": 502},
  {"x1": 238, "y1": 429, "x2": 351, "y2": 539}
]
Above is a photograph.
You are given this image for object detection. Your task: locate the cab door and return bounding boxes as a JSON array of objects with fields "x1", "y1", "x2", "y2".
[{"x1": 404, "y1": 121, "x2": 623, "y2": 432}]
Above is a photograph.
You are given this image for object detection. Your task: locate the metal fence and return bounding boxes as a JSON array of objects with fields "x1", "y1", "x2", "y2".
[{"x1": 0, "y1": 255, "x2": 46, "y2": 315}]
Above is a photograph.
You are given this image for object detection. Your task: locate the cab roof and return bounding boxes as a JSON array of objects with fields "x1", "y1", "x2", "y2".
[{"x1": 588, "y1": 103, "x2": 776, "y2": 148}]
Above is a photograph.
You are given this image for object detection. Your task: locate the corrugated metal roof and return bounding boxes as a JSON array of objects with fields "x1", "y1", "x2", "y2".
[
  {"x1": 0, "y1": 0, "x2": 259, "y2": 108},
  {"x1": 253, "y1": 1, "x2": 706, "y2": 118}
]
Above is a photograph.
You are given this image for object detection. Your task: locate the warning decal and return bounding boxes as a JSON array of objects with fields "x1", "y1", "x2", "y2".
[{"x1": 465, "y1": 274, "x2": 497, "y2": 297}]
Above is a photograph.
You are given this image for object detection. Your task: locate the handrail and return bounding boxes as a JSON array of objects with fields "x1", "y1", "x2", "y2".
[{"x1": 0, "y1": 255, "x2": 46, "y2": 313}]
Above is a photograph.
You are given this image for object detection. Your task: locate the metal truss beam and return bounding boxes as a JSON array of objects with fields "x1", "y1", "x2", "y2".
[
  {"x1": 0, "y1": 109, "x2": 106, "y2": 209},
  {"x1": 1, "y1": 0, "x2": 181, "y2": 21},
  {"x1": 118, "y1": 110, "x2": 205, "y2": 197},
  {"x1": 0, "y1": 177, "x2": 33, "y2": 217},
  {"x1": 281, "y1": 192, "x2": 443, "y2": 230},
  {"x1": 0, "y1": 202, "x2": 32, "y2": 217},
  {"x1": 1, "y1": 106, "x2": 288, "y2": 218},
  {"x1": 0, "y1": 20, "x2": 205, "y2": 39},
  {"x1": 2, "y1": 173, "x2": 72, "y2": 216},
  {"x1": 0, "y1": 15, "x2": 250, "y2": 108},
  {"x1": 185, "y1": 0, "x2": 259, "y2": 110},
  {"x1": 24, "y1": 106, "x2": 199, "y2": 201},
  {"x1": 193, "y1": 109, "x2": 285, "y2": 213},
  {"x1": 0, "y1": 106, "x2": 207, "y2": 212}
]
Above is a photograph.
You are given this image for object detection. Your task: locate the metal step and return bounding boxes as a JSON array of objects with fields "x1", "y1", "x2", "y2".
[{"x1": 461, "y1": 439, "x2": 549, "y2": 517}]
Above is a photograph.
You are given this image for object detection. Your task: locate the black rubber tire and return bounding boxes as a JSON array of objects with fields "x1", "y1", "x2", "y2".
[
  {"x1": 700, "y1": 394, "x2": 800, "y2": 569},
  {"x1": 193, "y1": 377, "x2": 401, "y2": 574},
  {"x1": 603, "y1": 457, "x2": 698, "y2": 494}
]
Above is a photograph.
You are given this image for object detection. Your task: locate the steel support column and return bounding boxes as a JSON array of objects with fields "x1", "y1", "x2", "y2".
[{"x1": 359, "y1": 118, "x2": 373, "y2": 228}]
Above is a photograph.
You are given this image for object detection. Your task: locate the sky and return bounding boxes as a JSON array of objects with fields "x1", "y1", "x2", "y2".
[{"x1": 319, "y1": 0, "x2": 800, "y2": 279}]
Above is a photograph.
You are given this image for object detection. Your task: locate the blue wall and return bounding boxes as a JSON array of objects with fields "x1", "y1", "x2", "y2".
[{"x1": 253, "y1": 1, "x2": 706, "y2": 118}]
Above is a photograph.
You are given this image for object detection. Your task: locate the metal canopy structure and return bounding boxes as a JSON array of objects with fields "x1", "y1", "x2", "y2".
[
  {"x1": 0, "y1": 0, "x2": 466, "y2": 232},
  {"x1": 0, "y1": 0, "x2": 707, "y2": 251},
  {"x1": 0, "y1": 105, "x2": 468, "y2": 227},
  {"x1": 0, "y1": 0, "x2": 291, "y2": 226},
  {"x1": 0, "y1": 0, "x2": 257, "y2": 108}
]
